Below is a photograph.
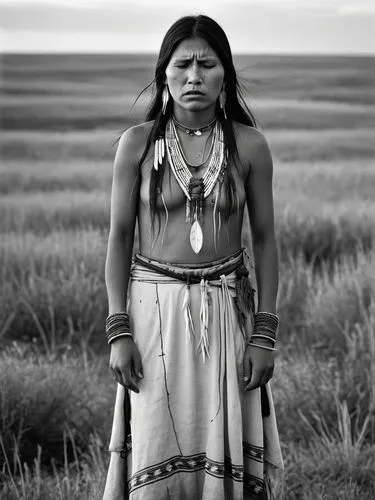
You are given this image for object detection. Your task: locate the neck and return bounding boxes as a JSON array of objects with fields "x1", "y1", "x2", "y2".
[{"x1": 172, "y1": 105, "x2": 217, "y2": 130}]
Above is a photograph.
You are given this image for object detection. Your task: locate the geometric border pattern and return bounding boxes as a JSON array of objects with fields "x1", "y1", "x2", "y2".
[
  {"x1": 243, "y1": 441, "x2": 264, "y2": 463},
  {"x1": 244, "y1": 471, "x2": 266, "y2": 498},
  {"x1": 126, "y1": 442, "x2": 265, "y2": 498}
]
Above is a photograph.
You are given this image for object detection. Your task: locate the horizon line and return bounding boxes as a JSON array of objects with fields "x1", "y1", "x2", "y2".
[{"x1": 2, "y1": 51, "x2": 374, "y2": 58}]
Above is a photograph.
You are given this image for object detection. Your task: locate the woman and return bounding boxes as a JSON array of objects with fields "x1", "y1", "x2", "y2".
[{"x1": 103, "y1": 15, "x2": 283, "y2": 500}]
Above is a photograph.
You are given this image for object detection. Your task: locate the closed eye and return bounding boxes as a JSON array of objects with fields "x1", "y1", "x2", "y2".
[{"x1": 174, "y1": 59, "x2": 217, "y2": 69}]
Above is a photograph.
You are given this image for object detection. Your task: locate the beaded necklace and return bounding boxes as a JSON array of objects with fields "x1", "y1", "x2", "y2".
[
  {"x1": 172, "y1": 115, "x2": 217, "y2": 136},
  {"x1": 165, "y1": 118, "x2": 227, "y2": 253},
  {"x1": 153, "y1": 118, "x2": 227, "y2": 253},
  {"x1": 173, "y1": 124, "x2": 215, "y2": 169}
]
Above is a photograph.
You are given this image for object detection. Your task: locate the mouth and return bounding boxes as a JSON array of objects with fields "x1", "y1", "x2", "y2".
[{"x1": 183, "y1": 90, "x2": 205, "y2": 97}]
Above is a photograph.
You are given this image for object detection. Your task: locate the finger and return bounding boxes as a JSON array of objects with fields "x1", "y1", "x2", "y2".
[
  {"x1": 114, "y1": 368, "x2": 126, "y2": 387},
  {"x1": 132, "y1": 351, "x2": 144, "y2": 379},
  {"x1": 124, "y1": 368, "x2": 140, "y2": 393},
  {"x1": 259, "y1": 370, "x2": 270, "y2": 387},
  {"x1": 245, "y1": 369, "x2": 262, "y2": 391},
  {"x1": 265, "y1": 365, "x2": 275, "y2": 384},
  {"x1": 243, "y1": 352, "x2": 252, "y2": 384}
]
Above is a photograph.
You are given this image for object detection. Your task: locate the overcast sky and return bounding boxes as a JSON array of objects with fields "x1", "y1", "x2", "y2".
[{"x1": 0, "y1": 0, "x2": 374, "y2": 54}]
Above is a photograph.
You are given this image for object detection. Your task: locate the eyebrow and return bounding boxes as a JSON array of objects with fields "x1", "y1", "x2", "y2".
[{"x1": 173, "y1": 56, "x2": 218, "y2": 62}]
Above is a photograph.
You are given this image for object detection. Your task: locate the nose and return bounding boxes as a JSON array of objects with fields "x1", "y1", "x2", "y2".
[{"x1": 187, "y1": 61, "x2": 202, "y2": 85}]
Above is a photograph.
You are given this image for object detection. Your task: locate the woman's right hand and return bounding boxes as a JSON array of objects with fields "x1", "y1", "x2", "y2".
[{"x1": 109, "y1": 337, "x2": 143, "y2": 393}]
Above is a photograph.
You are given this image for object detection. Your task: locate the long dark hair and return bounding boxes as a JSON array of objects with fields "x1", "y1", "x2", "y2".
[{"x1": 137, "y1": 15, "x2": 257, "y2": 236}]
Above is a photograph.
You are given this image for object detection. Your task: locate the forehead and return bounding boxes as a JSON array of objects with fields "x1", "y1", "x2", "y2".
[{"x1": 171, "y1": 37, "x2": 219, "y2": 59}]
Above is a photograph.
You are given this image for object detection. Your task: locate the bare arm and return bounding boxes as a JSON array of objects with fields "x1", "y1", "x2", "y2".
[
  {"x1": 245, "y1": 129, "x2": 278, "y2": 314},
  {"x1": 243, "y1": 128, "x2": 278, "y2": 391},
  {"x1": 105, "y1": 127, "x2": 141, "y2": 314},
  {"x1": 105, "y1": 126, "x2": 144, "y2": 393}
]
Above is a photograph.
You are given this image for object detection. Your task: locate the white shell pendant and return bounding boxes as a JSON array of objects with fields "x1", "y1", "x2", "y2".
[{"x1": 190, "y1": 220, "x2": 203, "y2": 254}]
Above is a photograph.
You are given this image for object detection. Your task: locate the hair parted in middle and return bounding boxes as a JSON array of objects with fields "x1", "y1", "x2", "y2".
[{"x1": 135, "y1": 15, "x2": 257, "y2": 237}]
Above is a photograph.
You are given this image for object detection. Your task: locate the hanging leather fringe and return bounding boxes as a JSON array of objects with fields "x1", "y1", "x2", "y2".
[
  {"x1": 235, "y1": 264, "x2": 255, "y2": 333},
  {"x1": 182, "y1": 283, "x2": 195, "y2": 344},
  {"x1": 198, "y1": 278, "x2": 210, "y2": 363}
]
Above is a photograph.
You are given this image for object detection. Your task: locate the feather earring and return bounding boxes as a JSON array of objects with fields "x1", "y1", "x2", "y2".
[
  {"x1": 219, "y1": 85, "x2": 227, "y2": 120},
  {"x1": 162, "y1": 86, "x2": 170, "y2": 115}
]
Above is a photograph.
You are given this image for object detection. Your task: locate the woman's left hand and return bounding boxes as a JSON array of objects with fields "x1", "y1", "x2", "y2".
[{"x1": 243, "y1": 341, "x2": 277, "y2": 391}]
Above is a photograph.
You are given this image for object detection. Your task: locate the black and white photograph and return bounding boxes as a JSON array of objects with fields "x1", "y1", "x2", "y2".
[{"x1": 1, "y1": 1, "x2": 374, "y2": 499}]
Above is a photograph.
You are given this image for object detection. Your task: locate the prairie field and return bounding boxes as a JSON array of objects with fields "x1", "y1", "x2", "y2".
[{"x1": 0, "y1": 53, "x2": 374, "y2": 499}]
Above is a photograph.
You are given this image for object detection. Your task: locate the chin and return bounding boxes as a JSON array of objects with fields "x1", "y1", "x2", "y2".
[{"x1": 181, "y1": 102, "x2": 213, "y2": 113}]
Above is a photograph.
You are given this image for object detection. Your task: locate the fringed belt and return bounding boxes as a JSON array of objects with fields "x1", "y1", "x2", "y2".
[
  {"x1": 134, "y1": 247, "x2": 242, "y2": 282},
  {"x1": 131, "y1": 248, "x2": 256, "y2": 362}
]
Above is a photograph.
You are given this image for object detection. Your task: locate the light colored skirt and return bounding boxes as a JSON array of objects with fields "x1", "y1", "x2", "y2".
[{"x1": 103, "y1": 254, "x2": 283, "y2": 500}]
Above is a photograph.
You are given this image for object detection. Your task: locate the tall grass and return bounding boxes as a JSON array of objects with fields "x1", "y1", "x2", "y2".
[
  {"x1": 0, "y1": 131, "x2": 119, "y2": 162},
  {"x1": 0, "y1": 161, "x2": 112, "y2": 195},
  {"x1": 1, "y1": 431, "x2": 107, "y2": 500},
  {"x1": 0, "y1": 230, "x2": 108, "y2": 350},
  {"x1": 0, "y1": 345, "x2": 114, "y2": 467},
  {"x1": 0, "y1": 191, "x2": 110, "y2": 234},
  {"x1": 1, "y1": 250, "x2": 374, "y2": 499}
]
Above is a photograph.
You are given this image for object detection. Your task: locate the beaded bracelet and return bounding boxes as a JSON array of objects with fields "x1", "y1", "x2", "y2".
[
  {"x1": 251, "y1": 334, "x2": 277, "y2": 345},
  {"x1": 106, "y1": 312, "x2": 132, "y2": 345},
  {"x1": 250, "y1": 311, "x2": 279, "y2": 346},
  {"x1": 108, "y1": 332, "x2": 133, "y2": 344},
  {"x1": 248, "y1": 342, "x2": 278, "y2": 352}
]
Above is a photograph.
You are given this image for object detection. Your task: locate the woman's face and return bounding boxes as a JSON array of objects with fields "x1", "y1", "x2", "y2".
[{"x1": 165, "y1": 37, "x2": 225, "y2": 114}]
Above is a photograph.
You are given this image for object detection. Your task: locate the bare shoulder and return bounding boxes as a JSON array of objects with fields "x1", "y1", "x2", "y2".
[
  {"x1": 119, "y1": 120, "x2": 154, "y2": 143},
  {"x1": 115, "y1": 120, "x2": 154, "y2": 169},
  {"x1": 233, "y1": 122, "x2": 273, "y2": 176}
]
